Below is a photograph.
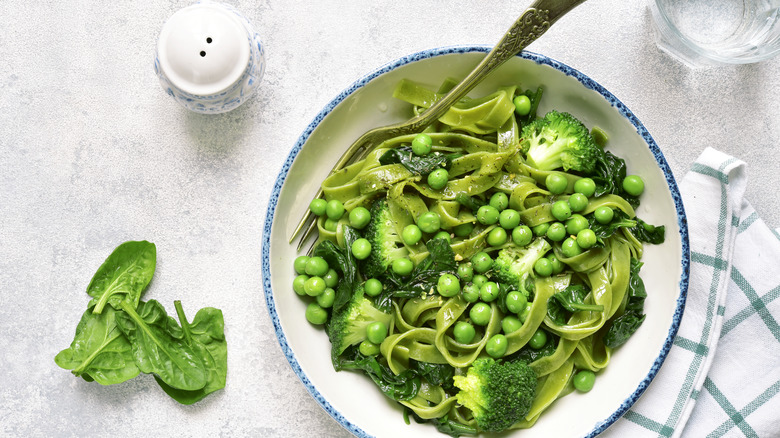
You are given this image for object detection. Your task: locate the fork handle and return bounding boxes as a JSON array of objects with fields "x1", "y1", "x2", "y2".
[{"x1": 407, "y1": 0, "x2": 588, "y2": 131}]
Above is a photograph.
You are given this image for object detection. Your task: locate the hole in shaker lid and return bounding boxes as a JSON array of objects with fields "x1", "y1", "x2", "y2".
[{"x1": 200, "y1": 51, "x2": 206, "y2": 57}]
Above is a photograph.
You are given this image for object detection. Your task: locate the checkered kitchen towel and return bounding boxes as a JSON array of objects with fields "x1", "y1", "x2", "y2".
[{"x1": 603, "y1": 148, "x2": 780, "y2": 437}]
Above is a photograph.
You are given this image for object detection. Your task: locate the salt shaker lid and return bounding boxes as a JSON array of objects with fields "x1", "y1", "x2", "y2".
[{"x1": 157, "y1": 2, "x2": 250, "y2": 96}]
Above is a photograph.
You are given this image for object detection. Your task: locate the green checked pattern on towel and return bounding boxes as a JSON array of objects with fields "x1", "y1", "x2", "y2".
[{"x1": 602, "y1": 147, "x2": 780, "y2": 438}]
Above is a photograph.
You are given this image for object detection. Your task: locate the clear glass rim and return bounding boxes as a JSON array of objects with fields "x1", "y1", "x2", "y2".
[{"x1": 651, "y1": 0, "x2": 780, "y2": 65}]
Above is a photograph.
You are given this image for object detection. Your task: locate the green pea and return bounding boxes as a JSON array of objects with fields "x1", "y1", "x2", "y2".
[
  {"x1": 471, "y1": 252, "x2": 493, "y2": 273},
  {"x1": 365, "y1": 321, "x2": 388, "y2": 344},
  {"x1": 364, "y1": 278, "x2": 383, "y2": 297},
  {"x1": 453, "y1": 321, "x2": 476, "y2": 344},
  {"x1": 486, "y1": 227, "x2": 508, "y2": 247},
  {"x1": 293, "y1": 256, "x2": 310, "y2": 275},
  {"x1": 351, "y1": 238, "x2": 372, "y2": 260},
  {"x1": 594, "y1": 206, "x2": 614, "y2": 224},
  {"x1": 309, "y1": 198, "x2": 327, "y2": 216},
  {"x1": 548, "y1": 254, "x2": 565, "y2": 274},
  {"x1": 622, "y1": 175, "x2": 645, "y2": 197},
  {"x1": 402, "y1": 224, "x2": 423, "y2": 245},
  {"x1": 392, "y1": 258, "x2": 414, "y2": 276},
  {"x1": 551, "y1": 200, "x2": 572, "y2": 221},
  {"x1": 323, "y1": 268, "x2": 339, "y2": 288},
  {"x1": 476, "y1": 205, "x2": 500, "y2": 225},
  {"x1": 512, "y1": 225, "x2": 533, "y2": 246},
  {"x1": 305, "y1": 303, "x2": 328, "y2": 325},
  {"x1": 513, "y1": 94, "x2": 531, "y2": 116},
  {"x1": 546, "y1": 222, "x2": 566, "y2": 242},
  {"x1": 574, "y1": 178, "x2": 596, "y2": 197},
  {"x1": 325, "y1": 199, "x2": 345, "y2": 220},
  {"x1": 461, "y1": 283, "x2": 480, "y2": 303},
  {"x1": 545, "y1": 173, "x2": 568, "y2": 195},
  {"x1": 499, "y1": 209, "x2": 521, "y2": 230},
  {"x1": 469, "y1": 302, "x2": 492, "y2": 326},
  {"x1": 304, "y1": 276, "x2": 326, "y2": 297},
  {"x1": 534, "y1": 258, "x2": 553, "y2": 277},
  {"x1": 437, "y1": 273, "x2": 461, "y2": 297},
  {"x1": 323, "y1": 218, "x2": 339, "y2": 232},
  {"x1": 471, "y1": 274, "x2": 488, "y2": 288},
  {"x1": 532, "y1": 222, "x2": 550, "y2": 236},
  {"x1": 501, "y1": 315, "x2": 523, "y2": 334},
  {"x1": 505, "y1": 291, "x2": 528, "y2": 314},
  {"x1": 489, "y1": 192, "x2": 509, "y2": 211},
  {"x1": 457, "y1": 264, "x2": 474, "y2": 282},
  {"x1": 305, "y1": 256, "x2": 329, "y2": 277},
  {"x1": 577, "y1": 229, "x2": 597, "y2": 249},
  {"x1": 348, "y1": 206, "x2": 371, "y2": 229},
  {"x1": 293, "y1": 274, "x2": 309, "y2": 296},
  {"x1": 417, "y1": 211, "x2": 441, "y2": 234},
  {"x1": 453, "y1": 222, "x2": 474, "y2": 237},
  {"x1": 479, "y1": 281, "x2": 500, "y2": 302},
  {"x1": 573, "y1": 369, "x2": 596, "y2": 392},
  {"x1": 432, "y1": 231, "x2": 451, "y2": 243},
  {"x1": 561, "y1": 237, "x2": 583, "y2": 258},
  {"x1": 529, "y1": 328, "x2": 548, "y2": 349},
  {"x1": 485, "y1": 334, "x2": 508, "y2": 358},
  {"x1": 427, "y1": 168, "x2": 449, "y2": 190},
  {"x1": 358, "y1": 340, "x2": 380, "y2": 356},
  {"x1": 317, "y1": 288, "x2": 336, "y2": 308},
  {"x1": 565, "y1": 214, "x2": 589, "y2": 235},
  {"x1": 411, "y1": 133, "x2": 433, "y2": 155},
  {"x1": 568, "y1": 193, "x2": 589, "y2": 212}
]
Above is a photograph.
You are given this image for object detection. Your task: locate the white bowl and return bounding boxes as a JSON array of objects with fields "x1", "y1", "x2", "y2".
[{"x1": 262, "y1": 46, "x2": 690, "y2": 438}]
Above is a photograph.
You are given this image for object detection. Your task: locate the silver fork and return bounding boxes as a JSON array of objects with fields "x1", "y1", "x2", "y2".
[{"x1": 289, "y1": 0, "x2": 588, "y2": 249}]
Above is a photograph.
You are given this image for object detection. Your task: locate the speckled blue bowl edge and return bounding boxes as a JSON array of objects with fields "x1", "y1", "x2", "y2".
[{"x1": 261, "y1": 45, "x2": 691, "y2": 438}]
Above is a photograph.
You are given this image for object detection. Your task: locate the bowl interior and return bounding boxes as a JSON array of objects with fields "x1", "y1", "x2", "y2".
[{"x1": 263, "y1": 47, "x2": 688, "y2": 438}]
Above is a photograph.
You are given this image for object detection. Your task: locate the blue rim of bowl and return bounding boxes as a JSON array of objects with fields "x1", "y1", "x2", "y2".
[{"x1": 262, "y1": 45, "x2": 690, "y2": 438}]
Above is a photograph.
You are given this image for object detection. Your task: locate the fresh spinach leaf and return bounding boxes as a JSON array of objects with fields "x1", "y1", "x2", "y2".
[
  {"x1": 154, "y1": 302, "x2": 228, "y2": 404},
  {"x1": 87, "y1": 241, "x2": 156, "y2": 314},
  {"x1": 116, "y1": 300, "x2": 208, "y2": 391},
  {"x1": 379, "y1": 146, "x2": 457, "y2": 176},
  {"x1": 54, "y1": 305, "x2": 139, "y2": 385}
]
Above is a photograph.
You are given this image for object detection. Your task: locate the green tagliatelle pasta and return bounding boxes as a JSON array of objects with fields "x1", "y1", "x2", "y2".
[{"x1": 296, "y1": 77, "x2": 666, "y2": 436}]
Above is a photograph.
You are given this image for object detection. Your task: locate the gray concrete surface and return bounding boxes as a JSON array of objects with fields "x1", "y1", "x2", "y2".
[{"x1": 1, "y1": 1, "x2": 778, "y2": 437}]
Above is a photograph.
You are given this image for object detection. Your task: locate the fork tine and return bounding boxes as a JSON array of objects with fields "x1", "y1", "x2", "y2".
[{"x1": 296, "y1": 217, "x2": 319, "y2": 252}]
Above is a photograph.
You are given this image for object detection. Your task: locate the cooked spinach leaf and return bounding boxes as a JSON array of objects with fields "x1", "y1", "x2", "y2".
[
  {"x1": 379, "y1": 146, "x2": 458, "y2": 176},
  {"x1": 313, "y1": 226, "x2": 360, "y2": 313},
  {"x1": 87, "y1": 241, "x2": 156, "y2": 314},
  {"x1": 604, "y1": 258, "x2": 648, "y2": 348},
  {"x1": 375, "y1": 238, "x2": 456, "y2": 311},
  {"x1": 630, "y1": 217, "x2": 666, "y2": 244},
  {"x1": 337, "y1": 348, "x2": 421, "y2": 401}
]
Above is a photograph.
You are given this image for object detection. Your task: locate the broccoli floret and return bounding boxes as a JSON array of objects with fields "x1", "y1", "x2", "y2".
[
  {"x1": 520, "y1": 110, "x2": 600, "y2": 174},
  {"x1": 328, "y1": 282, "x2": 393, "y2": 359},
  {"x1": 453, "y1": 358, "x2": 537, "y2": 433},
  {"x1": 362, "y1": 198, "x2": 409, "y2": 278},
  {"x1": 491, "y1": 238, "x2": 552, "y2": 298}
]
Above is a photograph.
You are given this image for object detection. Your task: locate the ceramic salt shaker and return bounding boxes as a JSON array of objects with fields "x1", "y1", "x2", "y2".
[{"x1": 154, "y1": 1, "x2": 265, "y2": 114}]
